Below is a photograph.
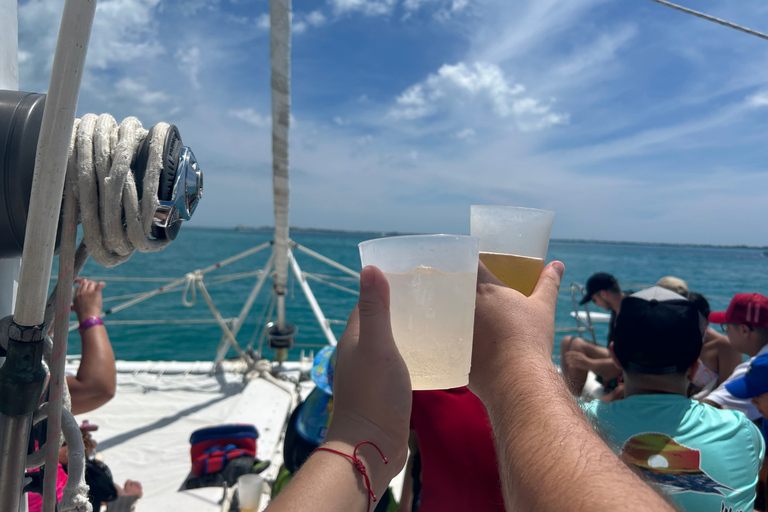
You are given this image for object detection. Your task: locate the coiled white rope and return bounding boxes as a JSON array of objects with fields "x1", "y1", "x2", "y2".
[
  {"x1": 22, "y1": 113, "x2": 174, "y2": 511},
  {"x1": 70, "y1": 114, "x2": 172, "y2": 268}
]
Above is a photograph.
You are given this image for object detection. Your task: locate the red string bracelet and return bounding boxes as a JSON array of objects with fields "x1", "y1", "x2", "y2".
[{"x1": 315, "y1": 441, "x2": 388, "y2": 511}]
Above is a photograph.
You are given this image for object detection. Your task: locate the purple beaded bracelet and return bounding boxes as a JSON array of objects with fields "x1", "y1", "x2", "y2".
[{"x1": 78, "y1": 316, "x2": 104, "y2": 332}]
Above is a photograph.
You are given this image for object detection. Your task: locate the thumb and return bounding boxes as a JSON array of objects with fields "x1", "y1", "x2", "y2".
[
  {"x1": 357, "y1": 266, "x2": 394, "y2": 350},
  {"x1": 531, "y1": 261, "x2": 564, "y2": 309}
]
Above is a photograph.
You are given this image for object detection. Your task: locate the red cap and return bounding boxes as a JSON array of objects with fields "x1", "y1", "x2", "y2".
[{"x1": 709, "y1": 293, "x2": 768, "y2": 328}]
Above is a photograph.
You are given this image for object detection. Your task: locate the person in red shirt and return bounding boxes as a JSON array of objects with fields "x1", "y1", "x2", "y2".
[{"x1": 399, "y1": 387, "x2": 505, "y2": 512}]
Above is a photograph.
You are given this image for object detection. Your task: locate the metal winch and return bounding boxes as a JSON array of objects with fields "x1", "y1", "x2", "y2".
[{"x1": 0, "y1": 90, "x2": 203, "y2": 258}]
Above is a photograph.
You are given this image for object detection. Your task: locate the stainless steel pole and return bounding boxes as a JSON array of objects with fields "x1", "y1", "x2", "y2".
[{"x1": 0, "y1": 0, "x2": 97, "y2": 510}]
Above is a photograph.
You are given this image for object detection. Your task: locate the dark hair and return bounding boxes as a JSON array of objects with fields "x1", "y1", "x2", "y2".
[
  {"x1": 607, "y1": 282, "x2": 621, "y2": 294},
  {"x1": 688, "y1": 292, "x2": 710, "y2": 318}
]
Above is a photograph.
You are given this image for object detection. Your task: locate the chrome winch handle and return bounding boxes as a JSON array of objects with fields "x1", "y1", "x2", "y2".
[{"x1": 154, "y1": 146, "x2": 204, "y2": 230}]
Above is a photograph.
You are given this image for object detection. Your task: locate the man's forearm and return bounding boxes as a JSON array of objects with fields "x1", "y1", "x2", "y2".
[{"x1": 484, "y1": 352, "x2": 675, "y2": 512}]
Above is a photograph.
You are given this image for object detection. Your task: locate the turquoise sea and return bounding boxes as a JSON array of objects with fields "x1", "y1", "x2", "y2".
[{"x1": 63, "y1": 228, "x2": 768, "y2": 363}]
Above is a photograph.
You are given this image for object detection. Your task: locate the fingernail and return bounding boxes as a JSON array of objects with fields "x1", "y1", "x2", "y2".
[{"x1": 551, "y1": 261, "x2": 565, "y2": 278}]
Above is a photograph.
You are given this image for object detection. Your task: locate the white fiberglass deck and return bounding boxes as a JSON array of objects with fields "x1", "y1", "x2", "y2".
[{"x1": 67, "y1": 359, "x2": 300, "y2": 511}]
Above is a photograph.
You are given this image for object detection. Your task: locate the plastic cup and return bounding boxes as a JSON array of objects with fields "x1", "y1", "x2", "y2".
[
  {"x1": 359, "y1": 235, "x2": 479, "y2": 390},
  {"x1": 237, "y1": 474, "x2": 264, "y2": 512},
  {"x1": 470, "y1": 206, "x2": 554, "y2": 296}
]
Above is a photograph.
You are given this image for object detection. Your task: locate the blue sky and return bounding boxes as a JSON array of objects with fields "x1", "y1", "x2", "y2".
[{"x1": 17, "y1": 0, "x2": 768, "y2": 245}]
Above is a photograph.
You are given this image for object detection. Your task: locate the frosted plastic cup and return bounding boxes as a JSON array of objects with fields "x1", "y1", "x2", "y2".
[
  {"x1": 470, "y1": 206, "x2": 554, "y2": 296},
  {"x1": 237, "y1": 474, "x2": 264, "y2": 512},
  {"x1": 359, "y1": 235, "x2": 479, "y2": 390}
]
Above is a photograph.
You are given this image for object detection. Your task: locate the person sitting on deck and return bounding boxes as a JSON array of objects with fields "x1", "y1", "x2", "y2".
[
  {"x1": 655, "y1": 276, "x2": 690, "y2": 298},
  {"x1": 722, "y1": 353, "x2": 768, "y2": 511},
  {"x1": 702, "y1": 293, "x2": 768, "y2": 419},
  {"x1": 687, "y1": 292, "x2": 742, "y2": 398},
  {"x1": 560, "y1": 272, "x2": 624, "y2": 396},
  {"x1": 582, "y1": 286, "x2": 764, "y2": 512},
  {"x1": 27, "y1": 278, "x2": 117, "y2": 511}
]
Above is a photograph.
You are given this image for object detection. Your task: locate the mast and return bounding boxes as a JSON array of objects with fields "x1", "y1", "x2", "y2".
[{"x1": 270, "y1": 0, "x2": 291, "y2": 342}]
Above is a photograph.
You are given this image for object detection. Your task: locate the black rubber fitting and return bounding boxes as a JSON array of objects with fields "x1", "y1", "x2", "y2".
[{"x1": 0, "y1": 337, "x2": 47, "y2": 416}]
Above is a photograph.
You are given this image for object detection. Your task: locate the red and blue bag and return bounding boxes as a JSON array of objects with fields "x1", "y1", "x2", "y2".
[{"x1": 190, "y1": 424, "x2": 258, "y2": 477}]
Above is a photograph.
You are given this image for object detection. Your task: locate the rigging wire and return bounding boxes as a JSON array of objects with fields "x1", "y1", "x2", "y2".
[{"x1": 647, "y1": 0, "x2": 768, "y2": 41}]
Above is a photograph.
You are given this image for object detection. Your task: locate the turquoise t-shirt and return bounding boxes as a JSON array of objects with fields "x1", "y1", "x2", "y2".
[{"x1": 583, "y1": 394, "x2": 764, "y2": 512}]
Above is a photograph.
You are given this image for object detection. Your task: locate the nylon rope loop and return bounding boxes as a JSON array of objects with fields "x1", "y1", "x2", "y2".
[
  {"x1": 314, "y1": 441, "x2": 388, "y2": 511},
  {"x1": 70, "y1": 114, "x2": 171, "y2": 268},
  {"x1": 182, "y1": 272, "x2": 200, "y2": 307}
]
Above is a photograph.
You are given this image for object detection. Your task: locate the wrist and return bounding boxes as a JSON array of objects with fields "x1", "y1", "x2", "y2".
[
  {"x1": 317, "y1": 439, "x2": 397, "y2": 499},
  {"x1": 78, "y1": 316, "x2": 104, "y2": 333}
]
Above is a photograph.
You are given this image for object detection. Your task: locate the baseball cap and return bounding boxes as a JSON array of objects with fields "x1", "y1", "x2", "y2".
[
  {"x1": 709, "y1": 293, "x2": 768, "y2": 328},
  {"x1": 655, "y1": 276, "x2": 689, "y2": 298},
  {"x1": 579, "y1": 272, "x2": 619, "y2": 305},
  {"x1": 613, "y1": 286, "x2": 703, "y2": 375},
  {"x1": 725, "y1": 354, "x2": 768, "y2": 399}
]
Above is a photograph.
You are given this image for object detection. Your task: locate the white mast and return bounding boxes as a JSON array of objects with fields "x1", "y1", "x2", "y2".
[{"x1": 270, "y1": 0, "x2": 291, "y2": 335}]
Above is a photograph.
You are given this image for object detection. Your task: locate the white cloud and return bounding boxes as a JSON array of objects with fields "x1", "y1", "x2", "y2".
[
  {"x1": 403, "y1": 0, "x2": 469, "y2": 19},
  {"x1": 89, "y1": 0, "x2": 165, "y2": 68},
  {"x1": 228, "y1": 108, "x2": 271, "y2": 127},
  {"x1": 477, "y1": 0, "x2": 608, "y2": 63},
  {"x1": 388, "y1": 62, "x2": 568, "y2": 131},
  {"x1": 19, "y1": 0, "x2": 165, "y2": 90},
  {"x1": 306, "y1": 10, "x2": 327, "y2": 26},
  {"x1": 115, "y1": 78, "x2": 169, "y2": 105},
  {"x1": 293, "y1": 21, "x2": 308, "y2": 34},
  {"x1": 456, "y1": 128, "x2": 475, "y2": 139},
  {"x1": 334, "y1": 117, "x2": 348, "y2": 125},
  {"x1": 555, "y1": 25, "x2": 637, "y2": 78},
  {"x1": 329, "y1": 0, "x2": 396, "y2": 16},
  {"x1": 747, "y1": 91, "x2": 768, "y2": 108},
  {"x1": 256, "y1": 13, "x2": 270, "y2": 29},
  {"x1": 451, "y1": 0, "x2": 468, "y2": 11},
  {"x1": 175, "y1": 47, "x2": 201, "y2": 89}
]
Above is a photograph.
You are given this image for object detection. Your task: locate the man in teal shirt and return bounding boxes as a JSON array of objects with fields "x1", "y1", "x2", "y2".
[{"x1": 582, "y1": 286, "x2": 764, "y2": 512}]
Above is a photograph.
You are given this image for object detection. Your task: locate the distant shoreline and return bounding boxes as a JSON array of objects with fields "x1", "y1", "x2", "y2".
[{"x1": 185, "y1": 226, "x2": 768, "y2": 251}]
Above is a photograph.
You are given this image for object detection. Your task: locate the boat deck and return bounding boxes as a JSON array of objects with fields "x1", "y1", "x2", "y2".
[{"x1": 67, "y1": 359, "x2": 301, "y2": 511}]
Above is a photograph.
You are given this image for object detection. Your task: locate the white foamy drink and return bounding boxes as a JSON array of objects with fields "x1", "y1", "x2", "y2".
[{"x1": 383, "y1": 266, "x2": 477, "y2": 390}]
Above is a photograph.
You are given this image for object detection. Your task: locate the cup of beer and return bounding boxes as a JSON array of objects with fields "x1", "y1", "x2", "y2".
[
  {"x1": 359, "y1": 235, "x2": 479, "y2": 390},
  {"x1": 470, "y1": 206, "x2": 554, "y2": 296}
]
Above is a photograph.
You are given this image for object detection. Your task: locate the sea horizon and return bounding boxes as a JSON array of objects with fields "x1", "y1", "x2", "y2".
[{"x1": 189, "y1": 225, "x2": 768, "y2": 251}]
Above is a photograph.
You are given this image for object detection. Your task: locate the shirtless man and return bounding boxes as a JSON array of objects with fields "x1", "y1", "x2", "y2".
[{"x1": 560, "y1": 272, "x2": 623, "y2": 396}]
